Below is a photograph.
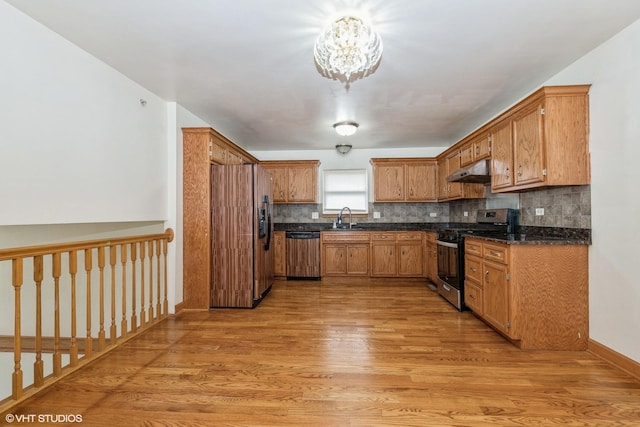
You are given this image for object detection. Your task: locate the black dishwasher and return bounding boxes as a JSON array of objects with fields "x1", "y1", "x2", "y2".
[{"x1": 285, "y1": 231, "x2": 321, "y2": 279}]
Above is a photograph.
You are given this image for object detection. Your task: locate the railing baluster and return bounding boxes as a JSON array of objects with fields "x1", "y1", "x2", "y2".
[
  {"x1": 12, "y1": 258, "x2": 24, "y2": 400},
  {"x1": 140, "y1": 241, "x2": 146, "y2": 326},
  {"x1": 0, "y1": 229, "x2": 173, "y2": 412},
  {"x1": 33, "y1": 255, "x2": 44, "y2": 387},
  {"x1": 69, "y1": 250, "x2": 78, "y2": 366},
  {"x1": 98, "y1": 246, "x2": 106, "y2": 351},
  {"x1": 155, "y1": 240, "x2": 161, "y2": 317},
  {"x1": 120, "y1": 244, "x2": 128, "y2": 337},
  {"x1": 163, "y1": 238, "x2": 169, "y2": 316},
  {"x1": 52, "y1": 252, "x2": 62, "y2": 376},
  {"x1": 84, "y1": 249, "x2": 93, "y2": 359},
  {"x1": 130, "y1": 243, "x2": 138, "y2": 333},
  {"x1": 148, "y1": 241, "x2": 154, "y2": 320},
  {"x1": 109, "y1": 245, "x2": 117, "y2": 345}
]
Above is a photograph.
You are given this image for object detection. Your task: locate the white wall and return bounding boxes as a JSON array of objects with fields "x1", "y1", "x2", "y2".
[
  {"x1": 543, "y1": 20, "x2": 640, "y2": 362},
  {"x1": 0, "y1": 1, "x2": 167, "y2": 225}
]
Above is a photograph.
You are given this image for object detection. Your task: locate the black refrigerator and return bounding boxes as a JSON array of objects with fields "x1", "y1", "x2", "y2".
[{"x1": 210, "y1": 163, "x2": 274, "y2": 308}]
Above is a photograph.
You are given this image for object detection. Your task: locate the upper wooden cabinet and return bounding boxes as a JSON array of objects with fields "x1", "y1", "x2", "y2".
[
  {"x1": 370, "y1": 158, "x2": 437, "y2": 202},
  {"x1": 436, "y1": 152, "x2": 485, "y2": 201},
  {"x1": 460, "y1": 132, "x2": 491, "y2": 167},
  {"x1": 185, "y1": 127, "x2": 259, "y2": 165},
  {"x1": 489, "y1": 85, "x2": 591, "y2": 192},
  {"x1": 261, "y1": 160, "x2": 319, "y2": 203}
]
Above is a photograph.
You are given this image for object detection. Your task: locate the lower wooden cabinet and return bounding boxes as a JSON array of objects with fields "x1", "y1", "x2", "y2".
[
  {"x1": 425, "y1": 232, "x2": 438, "y2": 284},
  {"x1": 321, "y1": 232, "x2": 371, "y2": 277},
  {"x1": 397, "y1": 232, "x2": 425, "y2": 277},
  {"x1": 323, "y1": 230, "x2": 426, "y2": 278},
  {"x1": 464, "y1": 238, "x2": 589, "y2": 350},
  {"x1": 273, "y1": 231, "x2": 286, "y2": 278}
]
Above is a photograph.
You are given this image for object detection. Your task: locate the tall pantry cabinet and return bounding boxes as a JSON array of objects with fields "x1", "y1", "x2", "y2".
[{"x1": 182, "y1": 127, "x2": 259, "y2": 309}]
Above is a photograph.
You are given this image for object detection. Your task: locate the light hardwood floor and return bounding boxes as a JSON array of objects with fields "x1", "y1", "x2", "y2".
[{"x1": 5, "y1": 278, "x2": 640, "y2": 426}]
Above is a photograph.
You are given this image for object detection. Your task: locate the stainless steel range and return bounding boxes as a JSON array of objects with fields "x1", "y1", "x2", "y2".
[{"x1": 436, "y1": 208, "x2": 519, "y2": 311}]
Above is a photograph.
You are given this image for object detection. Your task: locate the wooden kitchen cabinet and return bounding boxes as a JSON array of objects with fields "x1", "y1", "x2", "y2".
[
  {"x1": 371, "y1": 158, "x2": 437, "y2": 202},
  {"x1": 370, "y1": 231, "x2": 426, "y2": 277},
  {"x1": 181, "y1": 127, "x2": 259, "y2": 309},
  {"x1": 464, "y1": 237, "x2": 588, "y2": 350},
  {"x1": 397, "y1": 232, "x2": 425, "y2": 277},
  {"x1": 436, "y1": 153, "x2": 485, "y2": 201},
  {"x1": 425, "y1": 232, "x2": 438, "y2": 284},
  {"x1": 273, "y1": 231, "x2": 286, "y2": 278},
  {"x1": 490, "y1": 85, "x2": 591, "y2": 193},
  {"x1": 371, "y1": 233, "x2": 397, "y2": 276},
  {"x1": 321, "y1": 232, "x2": 370, "y2": 277},
  {"x1": 460, "y1": 132, "x2": 491, "y2": 167},
  {"x1": 261, "y1": 160, "x2": 319, "y2": 203}
]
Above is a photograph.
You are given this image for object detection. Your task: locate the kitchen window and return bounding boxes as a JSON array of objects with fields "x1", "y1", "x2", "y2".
[{"x1": 322, "y1": 169, "x2": 368, "y2": 214}]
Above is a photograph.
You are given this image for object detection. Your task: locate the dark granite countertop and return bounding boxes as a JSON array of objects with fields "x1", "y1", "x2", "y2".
[
  {"x1": 275, "y1": 222, "x2": 441, "y2": 232},
  {"x1": 461, "y1": 226, "x2": 591, "y2": 245},
  {"x1": 275, "y1": 223, "x2": 592, "y2": 245}
]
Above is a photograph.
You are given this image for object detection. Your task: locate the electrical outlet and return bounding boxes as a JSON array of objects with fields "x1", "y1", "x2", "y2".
[
  {"x1": 463, "y1": 211, "x2": 469, "y2": 217},
  {"x1": 535, "y1": 208, "x2": 545, "y2": 216},
  {"x1": 373, "y1": 211, "x2": 381, "y2": 219},
  {"x1": 311, "y1": 212, "x2": 319, "y2": 219},
  {"x1": 429, "y1": 212, "x2": 437, "y2": 217}
]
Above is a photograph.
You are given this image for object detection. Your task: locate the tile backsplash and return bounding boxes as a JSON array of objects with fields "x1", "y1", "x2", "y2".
[{"x1": 274, "y1": 185, "x2": 591, "y2": 229}]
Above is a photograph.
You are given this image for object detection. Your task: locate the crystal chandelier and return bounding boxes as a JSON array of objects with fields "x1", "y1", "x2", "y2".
[{"x1": 314, "y1": 16, "x2": 383, "y2": 83}]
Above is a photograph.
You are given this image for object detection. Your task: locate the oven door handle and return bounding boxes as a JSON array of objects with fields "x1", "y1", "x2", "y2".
[{"x1": 436, "y1": 240, "x2": 458, "y2": 249}]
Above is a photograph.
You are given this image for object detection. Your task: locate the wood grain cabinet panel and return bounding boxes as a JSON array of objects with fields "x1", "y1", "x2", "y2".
[
  {"x1": 273, "y1": 231, "x2": 286, "y2": 278},
  {"x1": 321, "y1": 232, "x2": 370, "y2": 277},
  {"x1": 489, "y1": 85, "x2": 591, "y2": 193},
  {"x1": 436, "y1": 153, "x2": 485, "y2": 201},
  {"x1": 464, "y1": 238, "x2": 588, "y2": 351},
  {"x1": 371, "y1": 159, "x2": 437, "y2": 202},
  {"x1": 181, "y1": 127, "x2": 259, "y2": 310},
  {"x1": 425, "y1": 232, "x2": 438, "y2": 284},
  {"x1": 261, "y1": 160, "x2": 319, "y2": 204}
]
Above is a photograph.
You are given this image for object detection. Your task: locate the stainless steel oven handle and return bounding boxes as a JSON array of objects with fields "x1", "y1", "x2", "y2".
[{"x1": 436, "y1": 240, "x2": 458, "y2": 249}]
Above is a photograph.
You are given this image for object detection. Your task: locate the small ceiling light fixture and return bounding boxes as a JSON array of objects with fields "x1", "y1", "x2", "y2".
[
  {"x1": 333, "y1": 121, "x2": 359, "y2": 136},
  {"x1": 314, "y1": 16, "x2": 383, "y2": 83},
  {"x1": 335, "y1": 144, "x2": 353, "y2": 155}
]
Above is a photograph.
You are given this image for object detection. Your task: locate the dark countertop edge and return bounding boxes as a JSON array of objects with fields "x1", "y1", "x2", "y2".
[
  {"x1": 275, "y1": 223, "x2": 592, "y2": 245},
  {"x1": 465, "y1": 234, "x2": 591, "y2": 246}
]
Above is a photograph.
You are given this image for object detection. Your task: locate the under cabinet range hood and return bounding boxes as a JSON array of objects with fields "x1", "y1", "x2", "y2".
[{"x1": 447, "y1": 159, "x2": 491, "y2": 184}]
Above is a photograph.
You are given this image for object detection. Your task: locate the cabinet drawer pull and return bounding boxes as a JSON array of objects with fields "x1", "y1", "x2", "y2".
[
  {"x1": 490, "y1": 251, "x2": 501, "y2": 257},
  {"x1": 469, "y1": 293, "x2": 476, "y2": 300},
  {"x1": 470, "y1": 267, "x2": 477, "y2": 272}
]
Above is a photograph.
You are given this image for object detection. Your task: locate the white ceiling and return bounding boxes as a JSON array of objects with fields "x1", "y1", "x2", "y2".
[{"x1": 7, "y1": 0, "x2": 640, "y2": 151}]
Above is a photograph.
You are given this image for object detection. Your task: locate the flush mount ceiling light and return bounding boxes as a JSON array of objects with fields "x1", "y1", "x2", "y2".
[
  {"x1": 333, "y1": 121, "x2": 359, "y2": 136},
  {"x1": 314, "y1": 16, "x2": 383, "y2": 83},
  {"x1": 335, "y1": 144, "x2": 353, "y2": 155}
]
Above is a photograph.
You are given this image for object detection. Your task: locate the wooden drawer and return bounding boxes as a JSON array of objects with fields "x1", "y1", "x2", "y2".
[
  {"x1": 465, "y1": 255, "x2": 483, "y2": 283},
  {"x1": 397, "y1": 232, "x2": 423, "y2": 241},
  {"x1": 321, "y1": 231, "x2": 370, "y2": 242},
  {"x1": 371, "y1": 233, "x2": 396, "y2": 241},
  {"x1": 425, "y1": 232, "x2": 437, "y2": 243},
  {"x1": 465, "y1": 239, "x2": 482, "y2": 256},
  {"x1": 483, "y1": 242, "x2": 508, "y2": 264},
  {"x1": 464, "y1": 280, "x2": 483, "y2": 314}
]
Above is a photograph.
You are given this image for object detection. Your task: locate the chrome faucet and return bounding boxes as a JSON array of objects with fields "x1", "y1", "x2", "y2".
[{"x1": 339, "y1": 206, "x2": 352, "y2": 229}]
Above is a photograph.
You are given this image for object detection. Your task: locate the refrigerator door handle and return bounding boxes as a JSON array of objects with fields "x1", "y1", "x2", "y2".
[{"x1": 264, "y1": 195, "x2": 272, "y2": 251}]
